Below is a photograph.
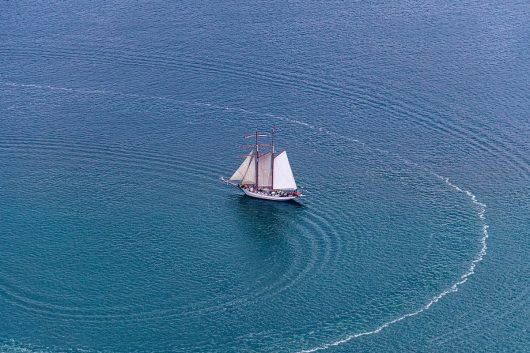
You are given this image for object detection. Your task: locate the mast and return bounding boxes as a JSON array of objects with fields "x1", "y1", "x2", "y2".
[
  {"x1": 255, "y1": 129, "x2": 259, "y2": 188},
  {"x1": 271, "y1": 127, "x2": 275, "y2": 190}
]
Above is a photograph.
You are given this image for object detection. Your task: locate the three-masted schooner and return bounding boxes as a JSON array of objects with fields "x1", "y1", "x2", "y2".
[{"x1": 221, "y1": 128, "x2": 302, "y2": 201}]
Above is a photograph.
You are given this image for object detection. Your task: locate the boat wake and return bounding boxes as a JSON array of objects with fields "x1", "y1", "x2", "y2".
[
  {"x1": 1, "y1": 80, "x2": 490, "y2": 352},
  {"x1": 297, "y1": 176, "x2": 488, "y2": 352},
  {"x1": 266, "y1": 113, "x2": 490, "y2": 352}
]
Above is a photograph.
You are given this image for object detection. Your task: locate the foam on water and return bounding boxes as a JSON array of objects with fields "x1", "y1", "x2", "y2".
[
  {"x1": 295, "y1": 179, "x2": 488, "y2": 352},
  {"x1": 1, "y1": 81, "x2": 490, "y2": 352},
  {"x1": 260, "y1": 113, "x2": 491, "y2": 352}
]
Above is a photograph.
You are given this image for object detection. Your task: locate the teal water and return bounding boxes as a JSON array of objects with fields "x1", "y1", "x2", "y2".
[{"x1": 1, "y1": 1, "x2": 529, "y2": 352}]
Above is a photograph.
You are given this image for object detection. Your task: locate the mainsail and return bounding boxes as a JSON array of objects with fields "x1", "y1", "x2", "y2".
[
  {"x1": 257, "y1": 152, "x2": 273, "y2": 187},
  {"x1": 273, "y1": 151, "x2": 297, "y2": 190}
]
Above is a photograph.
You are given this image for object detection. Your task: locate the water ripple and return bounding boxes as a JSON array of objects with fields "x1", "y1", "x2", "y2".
[{"x1": 1, "y1": 80, "x2": 492, "y2": 352}]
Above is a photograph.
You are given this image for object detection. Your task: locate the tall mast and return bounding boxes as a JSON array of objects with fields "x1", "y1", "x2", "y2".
[
  {"x1": 271, "y1": 127, "x2": 275, "y2": 190},
  {"x1": 255, "y1": 129, "x2": 259, "y2": 188}
]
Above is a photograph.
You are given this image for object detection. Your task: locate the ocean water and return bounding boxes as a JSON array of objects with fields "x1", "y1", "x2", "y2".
[{"x1": 0, "y1": 1, "x2": 529, "y2": 352}]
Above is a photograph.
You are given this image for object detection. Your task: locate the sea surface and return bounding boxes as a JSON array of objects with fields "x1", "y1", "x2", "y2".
[{"x1": 1, "y1": 1, "x2": 529, "y2": 352}]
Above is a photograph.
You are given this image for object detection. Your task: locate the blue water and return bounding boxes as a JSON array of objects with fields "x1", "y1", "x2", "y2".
[{"x1": 1, "y1": 1, "x2": 529, "y2": 352}]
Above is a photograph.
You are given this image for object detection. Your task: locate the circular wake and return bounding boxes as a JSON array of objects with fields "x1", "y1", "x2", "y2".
[
  {"x1": 0, "y1": 81, "x2": 490, "y2": 352},
  {"x1": 297, "y1": 176, "x2": 489, "y2": 352},
  {"x1": 260, "y1": 112, "x2": 490, "y2": 352}
]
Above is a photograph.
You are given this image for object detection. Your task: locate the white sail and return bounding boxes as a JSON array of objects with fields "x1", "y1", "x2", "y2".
[
  {"x1": 230, "y1": 152, "x2": 253, "y2": 181},
  {"x1": 257, "y1": 152, "x2": 273, "y2": 187},
  {"x1": 273, "y1": 151, "x2": 297, "y2": 190},
  {"x1": 241, "y1": 156, "x2": 256, "y2": 185}
]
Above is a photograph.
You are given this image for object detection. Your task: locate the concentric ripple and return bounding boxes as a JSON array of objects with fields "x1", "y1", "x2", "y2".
[
  {"x1": 0, "y1": 80, "x2": 493, "y2": 353},
  {"x1": 0, "y1": 135, "x2": 341, "y2": 323},
  {"x1": 297, "y1": 175, "x2": 489, "y2": 353}
]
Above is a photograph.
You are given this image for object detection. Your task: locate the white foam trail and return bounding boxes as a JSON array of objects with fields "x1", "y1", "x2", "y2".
[
  {"x1": 297, "y1": 175, "x2": 488, "y2": 353},
  {"x1": 189, "y1": 107, "x2": 490, "y2": 351},
  {"x1": 3, "y1": 81, "x2": 490, "y2": 351},
  {"x1": 1, "y1": 81, "x2": 214, "y2": 110}
]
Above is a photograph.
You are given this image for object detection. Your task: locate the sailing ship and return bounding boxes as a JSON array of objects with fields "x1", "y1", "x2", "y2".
[{"x1": 221, "y1": 128, "x2": 302, "y2": 201}]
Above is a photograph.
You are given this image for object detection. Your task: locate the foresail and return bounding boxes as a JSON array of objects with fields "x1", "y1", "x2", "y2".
[
  {"x1": 273, "y1": 151, "x2": 297, "y2": 190},
  {"x1": 257, "y1": 152, "x2": 273, "y2": 187},
  {"x1": 241, "y1": 156, "x2": 256, "y2": 185},
  {"x1": 230, "y1": 152, "x2": 252, "y2": 181}
]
